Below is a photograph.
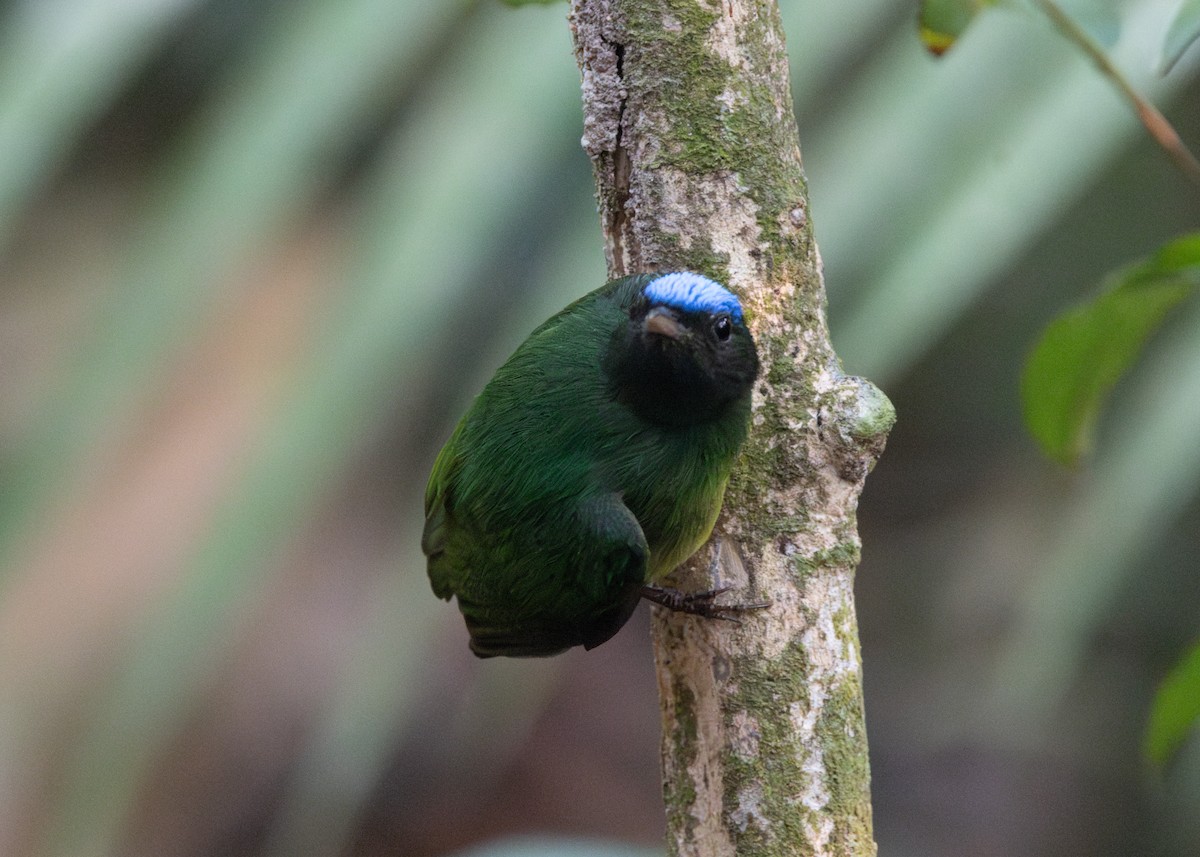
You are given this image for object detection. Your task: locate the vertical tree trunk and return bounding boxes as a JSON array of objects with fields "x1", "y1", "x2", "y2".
[{"x1": 569, "y1": 2, "x2": 893, "y2": 855}]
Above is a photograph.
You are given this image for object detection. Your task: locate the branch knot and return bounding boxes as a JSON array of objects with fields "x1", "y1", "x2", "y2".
[{"x1": 817, "y1": 369, "x2": 895, "y2": 484}]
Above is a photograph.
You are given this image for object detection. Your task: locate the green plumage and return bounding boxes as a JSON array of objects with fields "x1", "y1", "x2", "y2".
[{"x1": 422, "y1": 273, "x2": 758, "y2": 657}]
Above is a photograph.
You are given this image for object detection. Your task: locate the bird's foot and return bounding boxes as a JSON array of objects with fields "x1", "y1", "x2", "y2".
[{"x1": 640, "y1": 584, "x2": 771, "y2": 623}]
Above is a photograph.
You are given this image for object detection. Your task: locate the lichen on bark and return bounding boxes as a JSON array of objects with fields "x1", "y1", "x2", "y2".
[{"x1": 569, "y1": 1, "x2": 893, "y2": 855}]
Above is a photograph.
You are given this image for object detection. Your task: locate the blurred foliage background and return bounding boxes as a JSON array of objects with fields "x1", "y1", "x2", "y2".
[{"x1": 1, "y1": 0, "x2": 1198, "y2": 855}]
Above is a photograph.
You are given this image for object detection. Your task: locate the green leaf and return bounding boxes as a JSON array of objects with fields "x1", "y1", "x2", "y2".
[
  {"x1": 1021, "y1": 233, "x2": 1200, "y2": 465},
  {"x1": 449, "y1": 838, "x2": 659, "y2": 857},
  {"x1": 918, "y1": 0, "x2": 997, "y2": 55},
  {"x1": 1146, "y1": 641, "x2": 1200, "y2": 766},
  {"x1": 1161, "y1": 0, "x2": 1200, "y2": 73},
  {"x1": 501, "y1": 0, "x2": 564, "y2": 6}
]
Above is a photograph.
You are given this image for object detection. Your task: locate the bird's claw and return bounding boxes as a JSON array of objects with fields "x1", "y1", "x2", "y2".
[{"x1": 640, "y1": 584, "x2": 771, "y2": 623}]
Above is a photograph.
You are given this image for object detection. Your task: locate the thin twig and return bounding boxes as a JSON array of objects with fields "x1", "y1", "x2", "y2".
[{"x1": 1035, "y1": 0, "x2": 1200, "y2": 186}]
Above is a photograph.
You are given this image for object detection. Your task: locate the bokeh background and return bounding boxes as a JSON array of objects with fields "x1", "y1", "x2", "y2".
[{"x1": 2, "y1": 0, "x2": 1199, "y2": 855}]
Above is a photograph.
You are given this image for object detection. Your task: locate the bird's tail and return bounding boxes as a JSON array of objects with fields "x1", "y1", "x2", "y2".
[{"x1": 462, "y1": 580, "x2": 642, "y2": 658}]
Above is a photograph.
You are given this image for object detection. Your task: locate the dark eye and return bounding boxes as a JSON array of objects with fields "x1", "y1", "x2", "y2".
[{"x1": 713, "y1": 315, "x2": 732, "y2": 341}]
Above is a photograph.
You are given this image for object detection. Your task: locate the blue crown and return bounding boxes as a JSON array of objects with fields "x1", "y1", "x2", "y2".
[{"x1": 643, "y1": 272, "x2": 743, "y2": 322}]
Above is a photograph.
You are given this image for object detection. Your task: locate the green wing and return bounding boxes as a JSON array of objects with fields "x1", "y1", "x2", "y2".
[
  {"x1": 422, "y1": 420, "x2": 465, "y2": 601},
  {"x1": 460, "y1": 491, "x2": 650, "y2": 657}
]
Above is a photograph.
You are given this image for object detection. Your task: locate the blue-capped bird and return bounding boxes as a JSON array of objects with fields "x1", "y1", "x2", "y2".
[{"x1": 422, "y1": 271, "x2": 760, "y2": 657}]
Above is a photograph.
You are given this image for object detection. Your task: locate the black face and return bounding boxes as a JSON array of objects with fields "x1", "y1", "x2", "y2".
[{"x1": 606, "y1": 296, "x2": 760, "y2": 427}]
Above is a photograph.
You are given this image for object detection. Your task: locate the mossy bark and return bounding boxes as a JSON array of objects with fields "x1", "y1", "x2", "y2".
[{"x1": 569, "y1": 2, "x2": 893, "y2": 855}]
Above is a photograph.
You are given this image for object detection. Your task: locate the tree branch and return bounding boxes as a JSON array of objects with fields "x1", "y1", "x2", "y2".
[{"x1": 569, "y1": 1, "x2": 893, "y2": 855}]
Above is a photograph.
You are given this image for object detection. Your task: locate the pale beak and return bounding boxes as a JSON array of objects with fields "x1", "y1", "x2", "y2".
[{"x1": 645, "y1": 306, "x2": 685, "y2": 340}]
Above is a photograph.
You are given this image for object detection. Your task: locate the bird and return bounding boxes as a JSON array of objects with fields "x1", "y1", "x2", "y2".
[{"x1": 422, "y1": 271, "x2": 761, "y2": 657}]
